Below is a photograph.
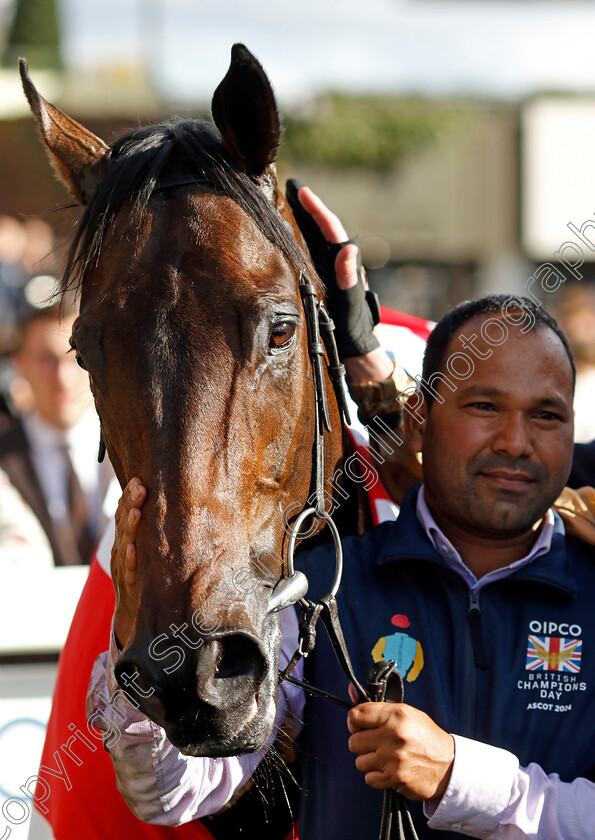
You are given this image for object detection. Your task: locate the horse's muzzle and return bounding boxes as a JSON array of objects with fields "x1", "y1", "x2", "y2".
[{"x1": 114, "y1": 628, "x2": 273, "y2": 754}]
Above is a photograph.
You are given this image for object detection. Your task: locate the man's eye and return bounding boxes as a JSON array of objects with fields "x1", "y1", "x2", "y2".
[
  {"x1": 535, "y1": 411, "x2": 562, "y2": 422},
  {"x1": 467, "y1": 402, "x2": 495, "y2": 412},
  {"x1": 268, "y1": 322, "x2": 296, "y2": 353}
]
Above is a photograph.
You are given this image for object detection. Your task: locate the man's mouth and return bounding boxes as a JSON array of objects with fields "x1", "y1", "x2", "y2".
[{"x1": 479, "y1": 469, "x2": 536, "y2": 491}]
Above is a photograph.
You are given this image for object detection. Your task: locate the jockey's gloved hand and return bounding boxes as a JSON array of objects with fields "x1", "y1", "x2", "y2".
[{"x1": 286, "y1": 178, "x2": 381, "y2": 358}]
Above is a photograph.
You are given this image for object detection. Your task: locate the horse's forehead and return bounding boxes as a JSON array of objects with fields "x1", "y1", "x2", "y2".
[
  {"x1": 185, "y1": 193, "x2": 287, "y2": 275},
  {"x1": 106, "y1": 191, "x2": 292, "y2": 292},
  {"x1": 78, "y1": 192, "x2": 300, "y2": 338}
]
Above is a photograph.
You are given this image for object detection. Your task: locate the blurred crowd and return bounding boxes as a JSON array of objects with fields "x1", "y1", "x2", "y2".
[
  {"x1": 0, "y1": 213, "x2": 114, "y2": 570},
  {"x1": 555, "y1": 285, "x2": 595, "y2": 445}
]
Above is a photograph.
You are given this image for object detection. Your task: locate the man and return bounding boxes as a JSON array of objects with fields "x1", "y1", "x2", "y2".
[
  {"x1": 0, "y1": 289, "x2": 114, "y2": 565},
  {"x1": 88, "y1": 268, "x2": 594, "y2": 840}
]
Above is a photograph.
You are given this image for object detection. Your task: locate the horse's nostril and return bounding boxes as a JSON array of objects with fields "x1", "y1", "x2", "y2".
[
  {"x1": 116, "y1": 658, "x2": 150, "y2": 696},
  {"x1": 119, "y1": 661, "x2": 147, "y2": 691},
  {"x1": 195, "y1": 632, "x2": 267, "y2": 711},
  {"x1": 113, "y1": 654, "x2": 168, "y2": 721},
  {"x1": 215, "y1": 634, "x2": 265, "y2": 681}
]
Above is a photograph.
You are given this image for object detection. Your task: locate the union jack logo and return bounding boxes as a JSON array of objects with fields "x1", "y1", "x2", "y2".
[{"x1": 526, "y1": 635, "x2": 582, "y2": 673}]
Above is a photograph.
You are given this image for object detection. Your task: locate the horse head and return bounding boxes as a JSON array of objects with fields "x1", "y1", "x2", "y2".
[{"x1": 22, "y1": 45, "x2": 344, "y2": 756}]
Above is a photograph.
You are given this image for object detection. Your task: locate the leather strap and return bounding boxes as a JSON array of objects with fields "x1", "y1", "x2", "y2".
[
  {"x1": 366, "y1": 661, "x2": 420, "y2": 840},
  {"x1": 319, "y1": 594, "x2": 368, "y2": 703}
]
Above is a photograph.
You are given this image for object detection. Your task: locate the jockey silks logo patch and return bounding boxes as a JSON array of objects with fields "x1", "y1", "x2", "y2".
[{"x1": 371, "y1": 614, "x2": 424, "y2": 683}]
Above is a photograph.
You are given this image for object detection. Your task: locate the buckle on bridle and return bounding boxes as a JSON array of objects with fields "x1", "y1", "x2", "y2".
[{"x1": 267, "y1": 506, "x2": 343, "y2": 615}]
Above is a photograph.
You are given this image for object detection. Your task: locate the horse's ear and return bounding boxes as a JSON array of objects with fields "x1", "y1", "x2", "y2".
[
  {"x1": 212, "y1": 44, "x2": 281, "y2": 176},
  {"x1": 19, "y1": 58, "x2": 110, "y2": 204}
]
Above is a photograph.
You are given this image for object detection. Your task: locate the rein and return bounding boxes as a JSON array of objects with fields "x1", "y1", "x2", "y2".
[{"x1": 269, "y1": 273, "x2": 420, "y2": 840}]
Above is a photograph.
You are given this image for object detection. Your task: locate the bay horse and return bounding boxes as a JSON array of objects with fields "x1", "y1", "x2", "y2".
[{"x1": 21, "y1": 45, "x2": 347, "y2": 758}]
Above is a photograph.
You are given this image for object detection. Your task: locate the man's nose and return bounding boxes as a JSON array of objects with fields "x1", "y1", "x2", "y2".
[{"x1": 492, "y1": 413, "x2": 534, "y2": 458}]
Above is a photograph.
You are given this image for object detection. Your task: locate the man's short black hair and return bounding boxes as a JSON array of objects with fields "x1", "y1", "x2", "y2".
[{"x1": 421, "y1": 294, "x2": 576, "y2": 408}]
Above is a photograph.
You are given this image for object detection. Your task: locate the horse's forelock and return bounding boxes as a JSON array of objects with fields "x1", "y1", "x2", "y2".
[{"x1": 62, "y1": 118, "x2": 311, "y2": 295}]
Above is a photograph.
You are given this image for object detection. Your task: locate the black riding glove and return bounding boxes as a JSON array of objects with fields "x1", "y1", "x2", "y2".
[{"x1": 285, "y1": 178, "x2": 380, "y2": 358}]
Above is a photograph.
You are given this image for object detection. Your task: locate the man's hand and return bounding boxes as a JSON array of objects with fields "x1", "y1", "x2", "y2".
[
  {"x1": 111, "y1": 477, "x2": 146, "y2": 650},
  {"x1": 347, "y1": 699, "x2": 455, "y2": 801}
]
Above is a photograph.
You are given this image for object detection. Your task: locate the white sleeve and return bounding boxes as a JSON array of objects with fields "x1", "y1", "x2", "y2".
[
  {"x1": 86, "y1": 608, "x2": 304, "y2": 825},
  {"x1": 424, "y1": 734, "x2": 595, "y2": 840}
]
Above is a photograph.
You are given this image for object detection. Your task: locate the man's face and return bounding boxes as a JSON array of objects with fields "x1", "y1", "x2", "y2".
[
  {"x1": 405, "y1": 315, "x2": 575, "y2": 541},
  {"x1": 13, "y1": 314, "x2": 91, "y2": 430}
]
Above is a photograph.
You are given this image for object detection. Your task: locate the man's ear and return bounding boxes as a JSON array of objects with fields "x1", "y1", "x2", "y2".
[{"x1": 402, "y1": 388, "x2": 428, "y2": 453}]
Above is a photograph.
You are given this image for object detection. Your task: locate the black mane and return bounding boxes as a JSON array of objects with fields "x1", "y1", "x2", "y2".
[{"x1": 63, "y1": 118, "x2": 309, "y2": 292}]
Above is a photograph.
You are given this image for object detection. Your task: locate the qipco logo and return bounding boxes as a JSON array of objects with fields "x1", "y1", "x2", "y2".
[{"x1": 529, "y1": 620, "x2": 582, "y2": 638}]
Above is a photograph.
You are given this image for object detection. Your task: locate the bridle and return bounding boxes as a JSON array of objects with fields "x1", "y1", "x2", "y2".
[
  {"x1": 269, "y1": 273, "x2": 369, "y2": 696},
  {"x1": 94, "y1": 173, "x2": 418, "y2": 838},
  {"x1": 269, "y1": 272, "x2": 420, "y2": 840},
  {"x1": 267, "y1": 273, "x2": 349, "y2": 612}
]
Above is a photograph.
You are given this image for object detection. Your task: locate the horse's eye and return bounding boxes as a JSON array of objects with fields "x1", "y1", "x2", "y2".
[
  {"x1": 75, "y1": 352, "x2": 87, "y2": 370},
  {"x1": 269, "y1": 322, "x2": 296, "y2": 353}
]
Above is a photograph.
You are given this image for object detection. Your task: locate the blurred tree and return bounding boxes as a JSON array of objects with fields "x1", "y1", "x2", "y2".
[
  {"x1": 281, "y1": 94, "x2": 462, "y2": 170},
  {"x1": 2, "y1": 0, "x2": 62, "y2": 69}
]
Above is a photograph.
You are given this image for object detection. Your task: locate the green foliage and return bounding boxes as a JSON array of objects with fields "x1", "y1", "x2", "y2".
[
  {"x1": 3, "y1": 0, "x2": 62, "y2": 69},
  {"x1": 280, "y1": 93, "x2": 460, "y2": 170}
]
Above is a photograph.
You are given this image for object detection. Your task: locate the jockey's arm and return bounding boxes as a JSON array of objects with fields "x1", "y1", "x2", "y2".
[
  {"x1": 294, "y1": 185, "x2": 394, "y2": 386},
  {"x1": 295, "y1": 186, "x2": 422, "y2": 504}
]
